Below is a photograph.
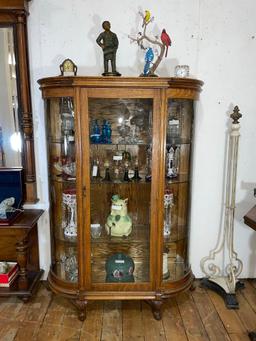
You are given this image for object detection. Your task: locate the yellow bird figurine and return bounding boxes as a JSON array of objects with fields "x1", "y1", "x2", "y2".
[{"x1": 142, "y1": 10, "x2": 151, "y2": 27}]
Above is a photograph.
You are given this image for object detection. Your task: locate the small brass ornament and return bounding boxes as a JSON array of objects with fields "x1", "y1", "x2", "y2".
[
  {"x1": 60, "y1": 58, "x2": 77, "y2": 76},
  {"x1": 230, "y1": 105, "x2": 242, "y2": 124}
]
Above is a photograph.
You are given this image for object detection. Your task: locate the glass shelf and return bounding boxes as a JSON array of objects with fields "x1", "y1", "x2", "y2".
[
  {"x1": 165, "y1": 174, "x2": 189, "y2": 184},
  {"x1": 50, "y1": 176, "x2": 76, "y2": 183},
  {"x1": 90, "y1": 142, "x2": 150, "y2": 146},
  {"x1": 91, "y1": 224, "x2": 149, "y2": 244},
  {"x1": 54, "y1": 235, "x2": 78, "y2": 245},
  {"x1": 91, "y1": 180, "x2": 151, "y2": 185},
  {"x1": 166, "y1": 137, "x2": 191, "y2": 146}
]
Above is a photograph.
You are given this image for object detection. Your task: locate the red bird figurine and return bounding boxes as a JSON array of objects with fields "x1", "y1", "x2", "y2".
[{"x1": 161, "y1": 29, "x2": 172, "y2": 57}]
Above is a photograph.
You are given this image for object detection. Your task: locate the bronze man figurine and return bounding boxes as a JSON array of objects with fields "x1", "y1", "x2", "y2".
[{"x1": 96, "y1": 21, "x2": 121, "y2": 76}]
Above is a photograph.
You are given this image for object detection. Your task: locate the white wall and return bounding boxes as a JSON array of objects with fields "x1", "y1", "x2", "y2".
[{"x1": 27, "y1": 0, "x2": 256, "y2": 278}]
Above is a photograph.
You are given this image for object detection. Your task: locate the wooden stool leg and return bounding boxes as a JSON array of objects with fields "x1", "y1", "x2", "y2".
[{"x1": 16, "y1": 238, "x2": 29, "y2": 290}]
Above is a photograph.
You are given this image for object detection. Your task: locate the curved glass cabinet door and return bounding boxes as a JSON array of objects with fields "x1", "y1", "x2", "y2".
[
  {"x1": 46, "y1": 97, "x2": 78, "y2": 283},
  {"x1": 162, "y1": 99, "x2": 193, "y2": 282},
  {"x1": 88, "y1": 97, "x2": 153, "y2": 284}
]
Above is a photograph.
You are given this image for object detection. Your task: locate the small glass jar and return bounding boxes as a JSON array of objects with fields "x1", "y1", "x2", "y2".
[{"x1": 91, "y1": 223, "x2": 102, "y2": 239}]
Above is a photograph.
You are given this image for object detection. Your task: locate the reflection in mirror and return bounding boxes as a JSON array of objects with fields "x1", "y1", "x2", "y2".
[{"x1": 0, "y1": 27, "x2": 22, "y2": 167}]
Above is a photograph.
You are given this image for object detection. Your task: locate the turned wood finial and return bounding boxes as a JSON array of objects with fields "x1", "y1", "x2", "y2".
[{"x1": 230, "y1": 106, "x2": 242, "y2": 124}]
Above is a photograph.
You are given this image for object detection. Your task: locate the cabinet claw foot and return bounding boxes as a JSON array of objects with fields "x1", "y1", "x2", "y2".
[
  {"x1": 189, "y1": 280, "x2": 196, "y2": 291},
  {"x1": 71, "y1": 299, "x2": 87, "y2": 321},
  {"x1": 146, "y1": 299, "x2": 163, "y2": 320},
  {"x1": 249, "y1": 331, "x2": 256, "y2": 341}
]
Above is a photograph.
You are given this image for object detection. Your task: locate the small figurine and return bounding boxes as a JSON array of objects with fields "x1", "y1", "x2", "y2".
[
  {"x1": 160, "y1": 29, "x2": 172, "y2": 57},
  {"x1": 96, "y1": 21, "x2": 121, "y2": 76},
  {"x1": 142, "y1": 10, "x2": 151, "y2": 27},
  {"x1": 105, "y1": 195, "x2": 132, "y2": 237},
  {"x1": 0, "y1": 197, "x2": 15, "y2": 219},
  {"x1": 0, "y1": 261, "x2": 9, "y2": 274},
  {"x1": 143, "y1": 47, "x2": 154, "y2": 76}
]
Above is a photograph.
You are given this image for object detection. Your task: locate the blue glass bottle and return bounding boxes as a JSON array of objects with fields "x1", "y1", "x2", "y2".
[
  {"x1": 101, "y1": 120, "x2": 107, "y2": 144},
  {"x1": 90, "y1": 120, "x2": 101, "y2": 144},
  {"x1": 106, "y1": 120, "x2": 112, "y2": 144}
]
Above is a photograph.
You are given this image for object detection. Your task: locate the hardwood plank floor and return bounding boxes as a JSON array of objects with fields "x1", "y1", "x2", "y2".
[{"x1": 0, "y1": 280, "x2": 255, "y2": 340}]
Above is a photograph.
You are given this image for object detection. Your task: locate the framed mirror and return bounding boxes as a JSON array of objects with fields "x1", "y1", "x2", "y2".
[
  {"x1": 0, "y1": 0, "x2": 37, "y2": 203},
  {"x1": 0, "y1": 27, "x2": 21, "y2": 167}
]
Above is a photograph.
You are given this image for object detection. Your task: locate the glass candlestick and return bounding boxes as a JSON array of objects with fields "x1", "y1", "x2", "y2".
[
  {"x1": 62, "y1": 188, "x2": 77, "y2": 240},
  {"x1": 166, "y1": 146, "x2": 179, "y2": 179},
  {"x1": 61, "y1": 97, "x2": 75, "y2": 157},
  {"x1": 131, "y1": 157, "x2": 141, "y2": 181},
  {"x1": 102, "y1": 160, "x2": 111, "y2": 182},
  {"x1": 163, "y1": 189, "x2": 173, "y2": 239},
  {"x1": 123, "y1": 160, "x2": 131, "y2": 182},
  {"x1": 113, "y1": 160, "x2": 121, "y2": 182}
]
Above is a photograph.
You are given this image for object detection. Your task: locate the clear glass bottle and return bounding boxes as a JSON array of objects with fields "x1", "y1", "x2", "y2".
[
  {"x1": 163, "y1": 189, "x2": 173, "y2": 238},
  {"x1": 62, "y1": 188, "x2": 77, "y2": 240},
  {"x1": 61, "y1": 97, "x2": 75, "y2": 157}
]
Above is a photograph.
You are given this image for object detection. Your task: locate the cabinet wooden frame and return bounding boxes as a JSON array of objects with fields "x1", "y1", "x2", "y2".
[
  {"x1": 0, "y1": 0, "x2": 37, "y2": 203},
  {"x1": 38, "y1": 76, "x2": 203, "y2": 320}
]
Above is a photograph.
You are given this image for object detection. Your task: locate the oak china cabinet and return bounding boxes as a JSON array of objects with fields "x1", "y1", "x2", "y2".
[{"x1": 38, "y1": 76, "x2": 203, "y2": 320}]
